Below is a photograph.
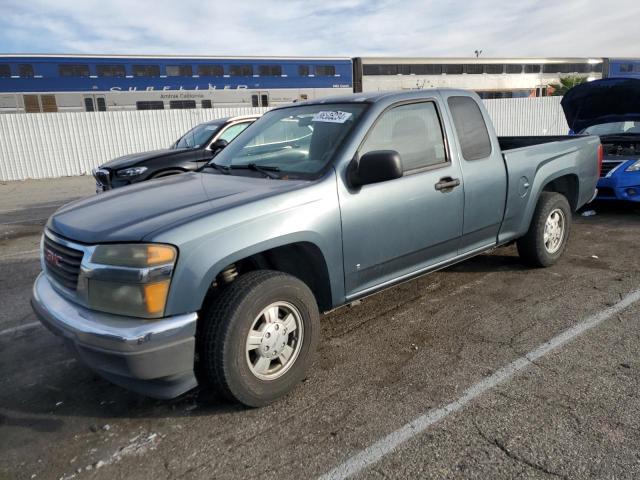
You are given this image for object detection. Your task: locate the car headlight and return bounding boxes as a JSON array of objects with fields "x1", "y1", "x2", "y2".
[
  {"x1": 116, "y1": 166, "x2": 148, "y2": 178},
  {"x1": 84, "y1": 244, "x2": 176, "y2": 319},
  {"x1": 626, "y1": 160, "x2": 640, "y2": 172}
]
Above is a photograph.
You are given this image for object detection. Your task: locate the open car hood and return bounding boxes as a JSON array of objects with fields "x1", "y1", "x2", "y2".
[{"x1": 561, "y1": 78, "x2": 640, "y2": 133}]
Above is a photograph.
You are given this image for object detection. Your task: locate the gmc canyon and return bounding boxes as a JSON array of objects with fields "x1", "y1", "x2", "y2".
[{"x1": 32, "y1": 90, "x2": 601, "y2": 406}]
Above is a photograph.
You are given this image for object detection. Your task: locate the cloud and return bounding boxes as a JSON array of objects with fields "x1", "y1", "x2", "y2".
[{"x1": 0, "y1": 0, "x2": 638, "y2": 57}]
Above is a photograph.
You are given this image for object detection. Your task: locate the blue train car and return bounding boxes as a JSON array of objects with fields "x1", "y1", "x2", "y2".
[
  {"x1": 0, "y1": 55, "x2": 353, "y2": 113},
  {"x1": 604, "y1": 58, "x2": 640, "y2": 80}
]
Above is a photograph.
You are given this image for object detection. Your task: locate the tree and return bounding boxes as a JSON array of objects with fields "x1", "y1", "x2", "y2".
[{"x1": 548, "y1": 76, "x2": 589, "y2": 96}]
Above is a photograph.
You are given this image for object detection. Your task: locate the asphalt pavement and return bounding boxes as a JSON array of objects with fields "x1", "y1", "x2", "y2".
[{"x1": 1, "y1": 176, "x2": 639, "y2": 480}]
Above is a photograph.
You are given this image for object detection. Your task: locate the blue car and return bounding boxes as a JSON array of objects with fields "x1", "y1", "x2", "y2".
[{"x1": 562, "y1": 78, "x2": 640, "y2": 202}]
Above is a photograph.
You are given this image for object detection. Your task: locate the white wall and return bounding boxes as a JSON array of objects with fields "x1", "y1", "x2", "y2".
[
  {"x1": 483, "y1": 96, "x2": 568, "y2": 136},
  {"x1": 0, "y1": 107, "x2": 269, "y2": 181},
  {"x1": 0, "y1": 97, "x2": 568, "y2": 182}
]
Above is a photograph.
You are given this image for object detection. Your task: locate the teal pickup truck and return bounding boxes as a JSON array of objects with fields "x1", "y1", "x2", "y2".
[{"x1": 32, "y1": 90, "x2": 600, "y2": 406}]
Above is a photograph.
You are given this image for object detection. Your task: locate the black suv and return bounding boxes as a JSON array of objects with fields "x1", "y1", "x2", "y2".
[{"x1": 93, "y1": 115, "x2": 259, "y2": 191}]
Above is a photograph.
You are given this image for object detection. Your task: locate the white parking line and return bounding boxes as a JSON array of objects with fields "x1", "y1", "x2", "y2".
[
  {"x1": 0, "y1": 321, "x2": 41, "y2": 337},
  {"x1": 318, "y1": 288, "x2": 640, "y2": 480}
]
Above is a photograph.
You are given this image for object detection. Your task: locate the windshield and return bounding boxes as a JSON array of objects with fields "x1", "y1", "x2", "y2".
[
  {"x1": 210, "y1": 103, "x2": 368, "y2": 178},
  {"x1": 173, "y1": 123, "x2": 222, "y2": 149},
  {"x1": 583, "y1": 121, "x2": 640, "y2": 136}
]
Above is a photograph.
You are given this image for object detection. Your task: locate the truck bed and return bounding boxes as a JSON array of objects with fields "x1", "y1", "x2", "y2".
[
  {"x1": 498, "y1": 136, "x2": 583, "y2": 151},
  {"x1": 497, "y1": 134, "x2": 600, "y2": 245}
]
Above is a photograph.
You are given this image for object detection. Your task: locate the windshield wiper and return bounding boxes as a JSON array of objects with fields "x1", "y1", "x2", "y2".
[
  {"x1": 231, "y1": 163, "x2": 282, "y2": 179},
  {"x1": 199, "y1": 162, "x2": 230, "y2": 174}
]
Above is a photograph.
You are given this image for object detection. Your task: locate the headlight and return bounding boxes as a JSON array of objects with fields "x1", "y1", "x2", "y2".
[
  {"x1": 85, "y1": 244, "x2": 176, "y2": 319},
  {"x1": 92, "y1": 244, "x2": 176, "y2": 267},
  {"x1": 626, "y1": 160, "x2": 640, "y2": 172},
  {"x1": 116, "y1": 166, "x2": 148, "y2": 178}
]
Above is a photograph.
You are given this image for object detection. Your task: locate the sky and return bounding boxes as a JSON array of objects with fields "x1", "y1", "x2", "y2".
[{"x1": 0, "y1": 0, "x2": 638, "y2": 58}]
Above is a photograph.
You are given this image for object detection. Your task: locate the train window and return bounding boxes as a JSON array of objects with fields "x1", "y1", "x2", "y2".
[
  {"x1": 201, "y1": 99, "x2": 212, "y2": 108},
  {"x1": 41, "y1": 95, "x2": 58, "y2": 112},
  {"x1": 408, "y1": 64, "x2": 442, "y2": 75},
  {"x1": 166, "y1": 65, "x2": 193, "y2": 77},
  {"x1": 0, "y1": 64, "x2": 10, "y2": 77},
  {"x1": 591, "y1": 63, "x2": 603, "y2": 73},
  {"x1": 132, "y1": 65, "x2": 160, "y2": 77},
  {"x1": 261, "y1": 94, "x2": 269, "y2": 107},
  {"x1": 542, "y1": 63, "x2": 590, "y2": 74},
  {"x1": 19, "y1": 64, "x2": 35, "y2": 77},
  {"x1": 524, "y1": 64, "x2": 541, "y2": 74},
  {"x1": 59, "y1": 64, "x2": 90, "y2": 77},
  {"x1": 363, "y1": 64, "x2": 397, "y2": 75},
  {"x1": 198, "y1": 64, "x2": 224, "y2": 77},
  {"x1": 258, "y1": 65, "x2": 282, "y2": 76},
  {"x1": 229, "y1": 65, "x2": 253, "y2": 76},
  {"x1": 619, "y1": 63, "x2": 640, "y2": 73},
  {"x1": 447, "y1": 96, "x2": 492, "y2": 161},
  {"x1": 298, "y1": 65, "x2": 309, "y2": 76},
  {"x1": 506, "y1": 64, "x2": 523, "y2": 74},
  {"x1": 315, "y1": 65, "x2": 336, "y2": 76},
  {"x1": 443, "y1": 64, "x2": 463, "y2": 75},
  {"x1": 96, "y1": 97, "x2": 106, "y2": 111},
  {"x1": 23, "y1": 95, "x2": 40, "y2": 113},
  {"x1": 465, "y1": 64, "x2": 484, "y2": 74},
  {"x1": 84, "y1": 98, "x2": 95, "y2": 112},
  {"x1": 169, "y1": 100, "x2": 196, "y2": 109},
  {"x1": 97, "y1": 64, "x2": 125, "y2": 77},
  {"x1": 484, "y1": 64, "x2": 504, "y2": 74},
  {"x1": 136, "y1": 101, "x2": 164, "y2": 110},
  {"x1": 251, "y1": 94, "x2": 259, "y2": 107}
]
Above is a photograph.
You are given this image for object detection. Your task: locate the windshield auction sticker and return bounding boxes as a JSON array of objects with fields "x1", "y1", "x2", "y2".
[{"x1": 312, "y1": 111, "x2": 353, "y2": 123}]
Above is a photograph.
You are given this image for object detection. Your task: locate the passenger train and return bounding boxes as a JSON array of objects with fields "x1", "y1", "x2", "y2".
[{"x1": 0, "y1": 54, "x2": 636, "y2": 113}]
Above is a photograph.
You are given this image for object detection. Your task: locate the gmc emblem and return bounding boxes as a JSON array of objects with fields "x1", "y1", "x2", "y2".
[{"x1": 45, "y1": 248, "x2": 63, "y2": 267}]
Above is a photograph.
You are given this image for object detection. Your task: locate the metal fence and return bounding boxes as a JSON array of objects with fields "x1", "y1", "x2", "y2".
[
  {"x1": 0, "y1": 97, "x2": 568, "y2": 182},
  {"x1": 0, "y1": 107, "x2": 269, "y2": 181},
  {"x1": 483, "y1": 96, "x2": 568, "y2": 136}
]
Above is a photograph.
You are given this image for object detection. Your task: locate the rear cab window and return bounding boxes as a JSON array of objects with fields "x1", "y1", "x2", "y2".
[{"x1": 447, "y1": 96, "x2": 492, "y2": 160}]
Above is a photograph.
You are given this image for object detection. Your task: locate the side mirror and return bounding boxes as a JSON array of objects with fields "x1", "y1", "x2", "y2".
[
  {"x1": 348, "y1": 150, "x2": 403, "y2": 187},
  {"x1": 210, "y1": 138, "x2": 229, "y2": 155}
]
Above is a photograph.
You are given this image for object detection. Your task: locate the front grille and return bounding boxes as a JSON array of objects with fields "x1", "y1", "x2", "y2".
[
  {"x1": 93, "y1": 168, "x2": 111, "y2": 190},
  {"x1": 600, "y1": 160, "x2": 624, "y2": 177},
  {"x1": 43, "y1": 235, "x2": 84, "y2": 290}
]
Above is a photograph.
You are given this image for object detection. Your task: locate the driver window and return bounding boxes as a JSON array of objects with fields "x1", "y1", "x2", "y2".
[
  {"x1": 360, "y1": 102, "x2": 447, "y2": 172},
  {"x1": 217, "y1": 122, "x2": 251, "y2": 143}
]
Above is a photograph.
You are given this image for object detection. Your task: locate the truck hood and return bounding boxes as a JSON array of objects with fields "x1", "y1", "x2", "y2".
[
  {"x1": 100, "y1": 148, "x2": 191, "y2": 170},
  {"x1": 48, "y1": 172, "x2": 308, "y2": 243},
  {"x1": 561, "y1": 78, "x2": 640, "y2": 133}
]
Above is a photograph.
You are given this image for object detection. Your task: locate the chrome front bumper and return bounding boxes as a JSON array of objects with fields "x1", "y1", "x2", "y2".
[{"x1": 31, "y1": 272, "x2": 198, "y2": 399}]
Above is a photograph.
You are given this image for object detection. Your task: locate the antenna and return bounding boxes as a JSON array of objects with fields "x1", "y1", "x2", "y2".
[{"x1": 474, "y1": 50, "x2": 483, "y2": 58}]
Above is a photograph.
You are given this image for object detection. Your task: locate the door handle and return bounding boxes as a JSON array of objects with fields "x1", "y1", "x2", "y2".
[{"x1": 434, "y1": 177, "x2": 461, "y2": 191}]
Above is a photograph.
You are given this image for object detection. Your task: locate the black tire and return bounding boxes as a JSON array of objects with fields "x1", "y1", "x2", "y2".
[
  {"x1": 517, "y1": 192, "x2": 572, "y2": 267},
  {"x1": 198, "y1": 270, "x2": 320, "y2": 407}
]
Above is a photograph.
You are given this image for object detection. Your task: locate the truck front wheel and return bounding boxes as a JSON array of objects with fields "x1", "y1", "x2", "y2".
[
  {"x1": 517, "y1": 192, "x2": 572, "y2": 267},
  {"x1": 198, "y1": 270, "x2": 320, "y2": 407}
]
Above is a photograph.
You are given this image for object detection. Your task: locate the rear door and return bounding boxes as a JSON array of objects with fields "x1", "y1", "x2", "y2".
[
  {"x1": 443, "y1": 94, "x2": 507, "y2": 254},
  {"x1": 339, "y1": 98, "x2": 464, "y2": 298}
]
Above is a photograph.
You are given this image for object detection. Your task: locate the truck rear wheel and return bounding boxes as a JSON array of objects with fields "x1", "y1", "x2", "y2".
[
  {"x1": 517, "y1": 192, "x2": 571, "y2": 267},
  {"x1": 198, "y1": 270, "x2": 320, "y2": 407}
]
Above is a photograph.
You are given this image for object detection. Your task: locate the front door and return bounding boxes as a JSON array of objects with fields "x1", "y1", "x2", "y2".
[
  {"x1": 339, "y1": 100, "x2": 464, "y2": 298},
  {"x1": 251, "y1": 91, "x2": 269, "y2": 107},
  {"x1": 83, "y1": 94, "x2": 107, "y2": 112}
]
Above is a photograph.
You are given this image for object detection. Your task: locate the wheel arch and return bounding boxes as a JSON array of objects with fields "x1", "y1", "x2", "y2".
[
  {"x1": 542, "y1": 173, "x2": 579, "y2": 211},
  {"x1": 195, "y1": 237, "x2": 335, "y2": 315}
]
